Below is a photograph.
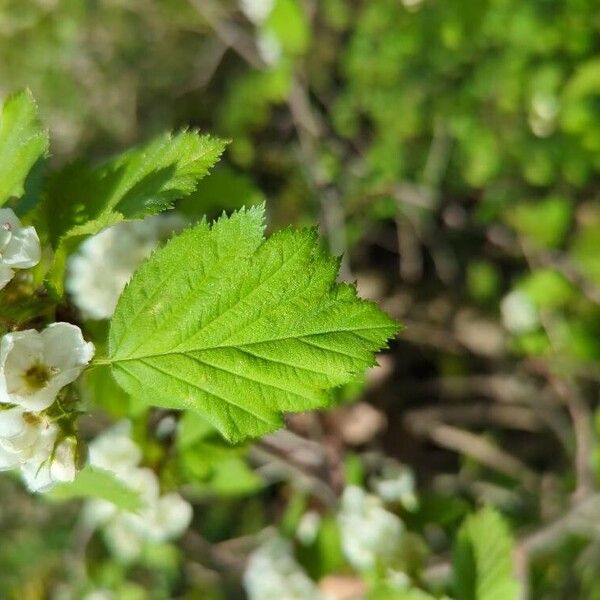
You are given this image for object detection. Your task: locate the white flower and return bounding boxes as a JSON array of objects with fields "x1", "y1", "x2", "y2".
[
  {"x1": 240, "y1": 0, "x2": 275, "y2": 24},
  {"x1": 103, "y1": 518, "x2": 146, "y2": 562},
  {"x1": 296, "y1": 510, "x2": 321, "y2": 546},
  {"x1": 0, "y1": 208, "x2": 41, "y2": 290},
  {"x1": 66, "y1": 213, "x2": 185, "y2": 320},
  {"x1": 114, "y1": 467, "x2": 192, "y2": 543},
  {"x1": 21, "y1": 435, "x2": 77, "y2": 492},
  {"x1": 84, "y1": 437, "x2": 153, "y2": 531},
  {"x1": 387, "y1": 568, "x2": 411, "y2": 590},
  {"x1": 257, "y1": 30, "x2": 282, "y2": 66},
  {"x1": 0, "y1": 322, "x2": 94, "y2": 411},
  {"x1": 83, "y1": 591, "x2": 114, "y2": 600},
  {"x1": 85, "y1": 421, "x2": 193, "y2": 562},
  {"x1": 338, "y1": 486, "x2": 403, "y2": 571},
  {"x1": 372, "y1": 466, "x2": 418, "y2": 511},
  {"x1": 88, "y1": 420, "x2": 142, "y2": 477},
  {"x1": 500, "y1": 290, "x2": 539, "y2": 334},
  {"x1": 98, "y1": 475, "x2": 192, "y2": 562},
  {"x1": 244, "y1": 536, "x2": 324, "y2": 600},
  {"x1": 140, "y1": 491, "x2": 194, "y2": 542},
  {"x1": 401, "y1": 0, "x2": 424, "y2": 12},
  {"x1": 529, "y1": 92, "x2": 559, "y2": 138},
  {"x1": 0, "y1": 406, "x2": 50, "y2": 470},
  {"x1": 0, "y1": 407, "x2": 77, "y2": 492}
]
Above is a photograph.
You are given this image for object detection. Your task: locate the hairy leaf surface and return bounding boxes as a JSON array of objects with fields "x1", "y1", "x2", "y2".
[{"x1": 108, "y1": 206, "x2": 398, "y2": 442}]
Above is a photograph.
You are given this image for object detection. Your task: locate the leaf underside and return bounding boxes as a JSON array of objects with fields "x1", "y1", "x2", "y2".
[{"x1": 109, "y1": 205, "x2": 399, "y2": 442}]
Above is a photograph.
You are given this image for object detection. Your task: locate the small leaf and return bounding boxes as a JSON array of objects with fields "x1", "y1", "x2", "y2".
[
  {"x1": 0, "y1": 89, "x2": 49, "y2": 207},
  {"x1": 108, "y1": 205, "x2": 398, "y2": 442},
  {"x1": 266, "y1": 0, "x2": 311, "y2": 56},
  {"x1": 518, "y1": 269, "x2": 575, "y2": 310},
  {"x1": 40, "y1": 130, "x2": 226, "y2": 294},
  {"x1": 506, "y1": 196, "x2": 572, "y2": 249},
  {"x1": 453, "y1": 506, "x2": 521, "y2": 600},
  {"x1": 48, "y1": 465, "x2": 143, "y2": 511}
]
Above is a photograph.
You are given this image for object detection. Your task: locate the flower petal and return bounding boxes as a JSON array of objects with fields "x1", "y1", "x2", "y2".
[
  {"x1": 41, "y1": 322, "x2": 95, "y2": 371},
  {"x1": 2, "y1": 226, "x2": 41, "y2": 268},
  {"x1": 0, "y1": 264, "x2": 14, "y2": 290}
]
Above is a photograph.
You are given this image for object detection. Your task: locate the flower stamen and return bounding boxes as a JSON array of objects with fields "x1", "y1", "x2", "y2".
[{"x1": 21, "y1": 362, "x2": 52, "y2": 393}]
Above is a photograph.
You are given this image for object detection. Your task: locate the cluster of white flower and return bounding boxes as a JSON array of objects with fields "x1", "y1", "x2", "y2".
[
  {"x1": 84, "y1": 421, "x2": 193, "y2": 562},
  {"x1": 66, "y1": 213, "x2": 185, "y2": 320},
  {"x1": 0, "y1": 323, "x2": 94, "y2": 491},
  {"x1": 0, "y1": 208, "x2": 41, "y2": 291},
  {"x1": 337, "y1": 485, "x2": 404, "y2": 572},
  {"x1": 244, "y1": 535, "x2": 325, "y2": 600}
]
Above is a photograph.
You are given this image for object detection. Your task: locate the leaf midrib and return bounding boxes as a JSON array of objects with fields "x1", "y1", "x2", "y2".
[{"x1": 111, "y1": 323, "x2": 394, "y2": 363}]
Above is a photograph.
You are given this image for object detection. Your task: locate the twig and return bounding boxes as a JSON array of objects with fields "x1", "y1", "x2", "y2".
[
  {"x1": 520, "y1": 237, "x2": 596, "y2": 501},
  {"x1": 404, "y1": 404, "x2": 541, "y2": 432},
  {"x1": 250, "y1": 444, "x2": 338, "y2": 508},
  {"x1": 187, "y1": 0, "x2": 265, "y2": 69},
  {"x1": 405, "y1": 417, "x2": 539, "y2": 489},
  {"x1": 287, "y1": 75, "x2": 352, "y2": 279}
]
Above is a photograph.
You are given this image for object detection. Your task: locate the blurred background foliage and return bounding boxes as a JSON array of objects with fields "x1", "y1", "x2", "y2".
[{"x1": 1, "y1": 0, "x2": 600, "y2": 598}]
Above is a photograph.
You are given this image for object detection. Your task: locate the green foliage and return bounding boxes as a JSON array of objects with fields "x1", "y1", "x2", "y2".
[
  {"x1": 369, "y1": 587, "x2": 435, "y2": 600},
  {"x1": 40, "y1": 130, "x2": 225, "y2": 293},
  {"x1": 571, "y1": 214, "x2": 600, "y2": 283},
  {"x1": 467, "y1": 261, "x2": 501, "y2": 304},
  {"x1": 0, "y1": 89, "x2": 48, "y2": 206},
  {"x1": 48, "y1": 466, "x2": 142, "y2": 511},
  {"x1": 518, "y1": 269, "x2": 576, "y2": 310},
  {"x1": 453, "y1": 507, "x2": 521, "y2": 600},
  {"x1": 177, "y1": 412, "x2": 262, "y2": 496},
  {"x1": 507, "y1": 196, "x2": 572, "y2": 249},
  {"x1": 0, "y1": 0, "x2": 598, "y2": 595},
  {"x1": 108, "y1": 205, "x2": 398, "y2": 441},
  {"x1": 265, "y1": 0, "x2": 311, "y2": 56}
]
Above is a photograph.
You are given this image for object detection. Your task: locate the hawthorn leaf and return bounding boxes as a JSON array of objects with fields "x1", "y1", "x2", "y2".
[
  {"x1": 48, "y1": 465, "x2": 143, "y2": 511},
  {"x1": 108, "y1": 205, "x2": 399, "y2": 442},
  {"x1": 453, "y1": 506, "x2": 521, "y2": 600},
  {"x1": 0, "y1": 89, "x2": 49, "y2": 206},
  {"x1": 40, "y1": 130, "x2": 226, "y2": 294}
]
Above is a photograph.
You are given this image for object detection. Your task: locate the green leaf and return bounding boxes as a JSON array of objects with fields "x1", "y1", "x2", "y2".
[
  {"x1": 506, "y1": 196, "x2": 572, "y2": 249},
  {"x1": 108, "y1": 205, "x2": 398, "y2": 442},
  {"x1": 518, "y1": 269, "x2": 575, "y2": 310},
  {"x1": 0, "y1": 89, "x2": 49, "y2": 206},
  {"x1": 369, "y1": 587, "x2": 436, "y2": 600},
  {"x1": 177, "y1": 413, "x2": 261, "y2": 496},
  {"x1": 47, "y1": 465, "x2": 143, "y2": 511},
  {"x1": 266, "y1": 0, "x2": 311, "y2": 56},
  {"x1": 40, "y1": 130, "x2": 226, "y2": 294},
  {"x1": 177, "y1": 410, "x2": 216, "y2": 448},
  {"x1": 571, "y1": 223, "x2": 600, "y2": 283},
  {"x1": 453, "y1": 506, "x2": 521, "y2": 600}
]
